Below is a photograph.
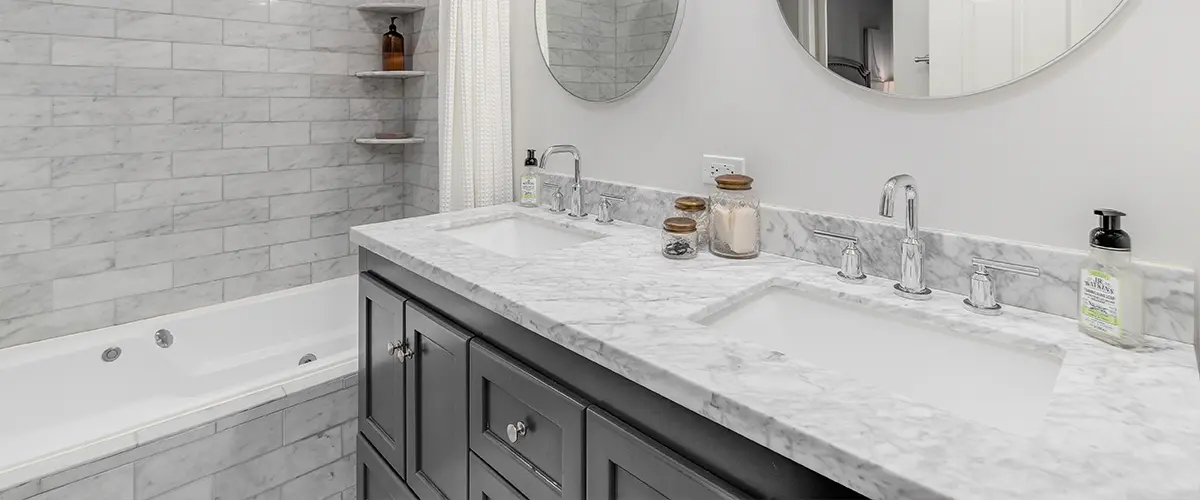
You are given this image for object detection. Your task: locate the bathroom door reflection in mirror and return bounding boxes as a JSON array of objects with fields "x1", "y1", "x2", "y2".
[
  {"x1": 777, "y1": 0, "x2": 1124, "y2": 98},
  {"x1": 535, "y1": 0, "x2": 684, "y2": 102}
]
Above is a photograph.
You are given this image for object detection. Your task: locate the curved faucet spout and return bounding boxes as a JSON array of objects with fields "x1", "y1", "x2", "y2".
[
  {"x1": 879, "y1": 174, "x2": 918, "y2": 240},
  {"x1": 539, "y1": 145, "x2": 587, "y2": 218},
  {"x1": 879, "y1": 174, "x2": 929, "y2": 300}
]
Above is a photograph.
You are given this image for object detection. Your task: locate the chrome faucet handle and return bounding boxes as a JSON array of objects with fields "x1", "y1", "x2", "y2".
[
  {"x1": 544, "y1": 182, "x2": 565, "y2": 214},
  {"x1": 595, "y1": 194, "x2": 624, "y2": 225},
  {"x1": 813, "y1": 230, "x2": 867, "y2": 284},
  {"x1": 963, "y1": 257, "x2": 1041, "y2": 316}
]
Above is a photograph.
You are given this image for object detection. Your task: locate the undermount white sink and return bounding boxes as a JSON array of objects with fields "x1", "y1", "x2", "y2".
[
  {"x1": 439, "y1": 216, "x2": 602, "y2": 258},
  {"x1": 700, "y1": 286, "x2": 1063, "y2": 436}
]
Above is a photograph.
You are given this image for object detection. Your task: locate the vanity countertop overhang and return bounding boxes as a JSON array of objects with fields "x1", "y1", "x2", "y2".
[{"x1": 349, "y1": 203, "x2": 1200, "y2": 500}]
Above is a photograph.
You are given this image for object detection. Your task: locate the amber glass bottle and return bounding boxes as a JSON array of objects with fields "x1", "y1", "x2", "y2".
[{"x1": 382, "y1": 17, "x2": 405, "y2": 71}]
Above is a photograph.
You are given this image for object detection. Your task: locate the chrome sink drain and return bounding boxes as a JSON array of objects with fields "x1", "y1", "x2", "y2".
[{"x1": 101, "y1": 347, "x2": 122, "y2": 362}]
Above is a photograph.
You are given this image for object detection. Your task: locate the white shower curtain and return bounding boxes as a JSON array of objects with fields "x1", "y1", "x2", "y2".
[{"x1": 440, "y1": 0, "x2": 513, "y2": 212}]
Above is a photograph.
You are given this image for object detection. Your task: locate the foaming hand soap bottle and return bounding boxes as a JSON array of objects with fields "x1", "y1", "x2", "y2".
[{"x1": 1078, "y1": 209, "x2": 1144, "y2": 348}]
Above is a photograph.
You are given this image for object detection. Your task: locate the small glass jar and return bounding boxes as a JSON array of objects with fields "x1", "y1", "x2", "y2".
[
  {"x1": 709, "y1": 174, "x2": 760, "y2": 259},
  {"x1": 672, "y1": 196, "x2": 709, "y2": 248},
  {"x1": 661, "y1": 217, "x2": 699, "y2": 260}
]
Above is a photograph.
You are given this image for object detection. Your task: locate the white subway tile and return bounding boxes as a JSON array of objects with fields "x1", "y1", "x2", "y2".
[
  {"x1": 312, "y1": 255, "x2": 356, "y2": 282},
  {"x1": 51, "y1": 153, "x2": 171, "y2": 187},
  {"x1": 269, "y1": 144, "x2": 348, "y2": 170},
  {"x1": 224, "y1": 217, "x2": 311, "y2": 251},
  {"x1": 270, "y1": 98, "x2": 350, "y2": 122},
  {"x1": 115, "y1": 229, "x2": 223, "y2": 268},
  {"x1": 311, "y1": 120, "x2": 380, "y2": 144},
  {"x1": 311, "y1": 164, "x2": 383, "y2": 190},
  {"x1": 0, "y1": 185, "x2": 113, "y2": 224},
  {"x1": 0, "y1": 301, "x2": 113, "y2": 349},
  {"x1": 311, "y1": 29, "x2": 378, "y2": 54},
  {"x1": 223, "y1": 72, "x2": 311, "y2": 97},
  {"x1": 52, "y1": 209, "x2": 173, "y2": 246},
  {"x1": 269, "y1": 49, "x2": 347, "y2": 75},
  {"x1": 117, "y1": 11, "x2": 223, "y2": 44},
  {"x1": 118, "y1": 68, "x2": 222, "y2": 97},
  {"x1": 0, "y1": 158, "x2": 51, "y2": 191},
  {"x1": 0, "y1": 1, "x2": 115, "y2": 37},
  {"x1": 51, "y1": 36, "x2": 172, "y2": 69},
  {"x1": 53, "y1": 263, "x2": 172, "y2": 308},
  {"x1": 60, "y1": 0, "x2": 172, "y2": 13},
  {"x1": 133, "y1": 412, "x2": 283, "y2": 499},
  {"x1": 0, "y1": 242, "x2": 114, "y2": 288},
  {"x1": 0, "y1": 97, "x2": 51, "y2": 126},
  {"x1": 173, "y1": 247, "x2": 269, "y2": 286},
  {"x1": 115, "y1": 177, "x2": 223, "y2": 210},
  {"x1": 0, "y1": 126, "x2": 115, "y2": 159},
  {"x1": 310, "y1": 207, "x2": 383, "y2": 237},
  {"x1": 270, "y1": 1, "x2": 313, "y2": 26},
  {"x1": 0, "y1": 33, "x2": 50, "y2": 64},
  {"x1": 0, "y1": 282, "x2": 52, "y2": 320},
  {"x1": 173, "y1": 43, "x2": 268, "y2": 72},
  {"x1": 174, "y1": 199, "x2": 270, "y2": 232},
  {"x1": 0, "y1": 221, "x2": 50, "y2": 256},
  {"x1": 270, "y1": 234, "x2": 347, "y2": 269},
  {"x1": 311, "y1": 75, "x2": 398, "y2": 98},
  {"x1": 174, "y1": 98, "x2": 270, "y2": 123},
  {"x1": 225, "y1": 21, "x2": 312, "y2": 49},
  {"x1": 209, "y1": 425, "x2": 338, "y2": 499},
  {"x1": 172, "y1": 148, "x2": 268, "y2": 177},
  {"x1": 172, "y1": 0, "x2": 269, "y2": 22},
  {"x1": 224, "y1": 170, "x2": 310, "y2": 199},
  {"x1": 281, "y1": 386, "x2": 357, "y2": 442},
  {"x1": 114, "y1": 281, "x2": 221, "y2": 323},
  {"x1": 224, "y1": 122, "x2": 311, "y2": 148},
  {"x1": 114, "y1": 124, "x2": 222, "y2": 153},
  {"x1": 348, "y1": 99, "x2": 404, "y2": 120},
  {"x1": 348, "y1": 183, "x2": 402, "y2": 209},
  {"x1": 279, "y1": 456, "x2": 354, "y2": 500},
  {"x1": 270, "y1": 190, "x2": 347, "y2": 219},
  {"x1": 223, "y1": 264, "x2": 311, "y2": 301},
  {"x1": 52, "y1": 97, "x2": 173, "y2": 126},
  {"x1": 0, "y1": 65, "x2": 115, "y2": 97}
]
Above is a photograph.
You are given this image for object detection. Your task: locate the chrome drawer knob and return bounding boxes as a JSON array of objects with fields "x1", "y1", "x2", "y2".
[
  {"x1": 506, "y1": 421, "x2": 528, "y2": 443},
  {"x1": 387, "y1": 341, "x2": 415, "y2": 362}
]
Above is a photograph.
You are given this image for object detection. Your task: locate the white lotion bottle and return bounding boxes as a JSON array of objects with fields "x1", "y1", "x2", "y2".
[{"x1": 1078, "y1": 209, "x2": 1144, "y2": 348}]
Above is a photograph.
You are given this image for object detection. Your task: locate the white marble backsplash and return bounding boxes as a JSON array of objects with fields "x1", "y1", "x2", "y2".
[{"x1": 540, "y1": 172, "x2": 1195, "y2": 344}]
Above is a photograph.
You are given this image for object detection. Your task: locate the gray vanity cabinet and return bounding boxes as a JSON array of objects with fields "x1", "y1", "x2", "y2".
[
  {"x1": 360, "y1": 275, "x2": 410, "y2": 474},
  {"x1": 469, "y1": 340, "x2": 588, "y2": 500},
  {"x1": 358, "y1": 435, "x2": 419, "y2": 500},
  {"x1": 470, "y1": 452, "x2": 530, "y2": 500},
  {"x1": 405, "y1": 301, "x2": 472, "y2": 500},
  {"x1": 585, "y1": 407, "x2": 753, "y2": 500}
]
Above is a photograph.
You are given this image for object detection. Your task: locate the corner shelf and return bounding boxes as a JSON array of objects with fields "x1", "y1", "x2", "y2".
[
  {"x1": 356, "y1": 3, "x2": 426, "y2": 14},
  {"x1": 355, "y1": 137, "x2": 426, "y2": 145},
  {"x1": 355, "y1": 71, "x2": 428, "y2": 79}
]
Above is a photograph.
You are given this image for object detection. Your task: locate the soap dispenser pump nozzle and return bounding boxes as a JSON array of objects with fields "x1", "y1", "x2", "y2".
[
  {"x1": 1090, "y1": 208, "x2": 1131, "y2": 251},
  {"x1": 525, "y1": 149, "x2": 538, "y2": 167}
]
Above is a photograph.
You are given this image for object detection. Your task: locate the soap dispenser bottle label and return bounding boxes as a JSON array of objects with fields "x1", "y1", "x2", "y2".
[
  {"x1": 520, "y1": 175, "x2": 537, "y2": 204},
  {"x1": 1080, "y1": 269, "x2": 1121, "y2": 337}
]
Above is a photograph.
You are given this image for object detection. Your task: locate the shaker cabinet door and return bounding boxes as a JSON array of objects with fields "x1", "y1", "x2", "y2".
[
  {"x1": 360, "y1": 273, "x2": 410, "y2": 474},
  {"x1": 470, "y1": 453, "x2": 531, "y2": 500},
  {"x1": 359, "y1": 435, "x2": 420, "y2": 500},
  {"x1": 585, "y1": 407, "x2": 752, "y2": 500},
  {"x1": 405, "y1": 301, "x2": 473, "y2": 500}
]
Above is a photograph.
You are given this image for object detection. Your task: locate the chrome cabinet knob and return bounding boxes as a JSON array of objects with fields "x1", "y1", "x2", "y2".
[
  {"x1": 595, "y1": 194, "x2": 624, "y2": 225},
  {"x1": 813, "y1": 230, "x2": 867, "y2": 284},
  {"x1": 963, "y1": 257, "x2": 1041, "y2": 315},
  {"x1": 505, "y1": 421, "x2": 528, "y2": 443},
  {"x1": 387, "y1": 341, "x2": 415, "y2": 362}
]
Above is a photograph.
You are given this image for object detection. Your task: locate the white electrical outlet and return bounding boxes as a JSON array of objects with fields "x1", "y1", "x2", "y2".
[{"x1": 701, "y1": 155, "x2": 746, "y2": 185}]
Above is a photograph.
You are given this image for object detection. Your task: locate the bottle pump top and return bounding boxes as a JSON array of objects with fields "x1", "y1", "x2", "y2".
[
  {"x1": 388, "y1": 17, "x2": 399, "y2": 34},
  {"x1": 525, "y1": 150, "x2": 538, "y2": 167},
  {"x1": 1090, "y1": 209, "x2": 1131, "y2": 251}
]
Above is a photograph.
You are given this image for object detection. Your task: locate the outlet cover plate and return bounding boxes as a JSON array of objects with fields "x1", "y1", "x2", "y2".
[{"x1": 701, "y1": 155, "x2": 746, "y2": 185}]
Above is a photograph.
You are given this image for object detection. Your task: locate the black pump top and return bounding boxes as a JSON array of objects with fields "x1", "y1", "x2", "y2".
[
  {"x1": 1090, "y1": 209, "x2": 1131, "y2": 251},
  {"x1": 388, "y1": 17, "x2": 399, "y2": 34},
  {"x1": 525, "y1": 149, "x2": 538, "y2": 166}
]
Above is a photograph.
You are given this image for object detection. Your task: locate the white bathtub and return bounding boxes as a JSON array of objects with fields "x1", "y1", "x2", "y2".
[{"x1": 0, "y1": 276, "x2": 358, "y2": 492}]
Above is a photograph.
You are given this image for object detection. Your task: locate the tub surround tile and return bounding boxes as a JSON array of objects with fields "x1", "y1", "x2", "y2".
[
  {"x1": 223, "y1": 265, "x2": 312, "y2": 301},
  {"x1": 0, "y1": 283, "x2": 52, "y2": 321},
  {"x1": 0, "y1": 33, "x2": 51, "y2": 64},
  {"x1": 50, "y1": 36, "x2": 171, "y2": 69},
  {"x1": 0, "y1": 65, "x2": 115, "y2": 97},
  {"x1": 26, "y1": 464, "x2": 133, "y2": 500},
  {"x1": 312, "y1": 256, "x2": 356, "y2": 282},
  {"x1": 51, "y1": 153, "x2": 172, "y2": 187},
  {"x1": 115, "y1": 11, "x2": 223, "y2": 44},
  {"x1": 224, "y1": 21, "x2": 312, "y2": 50},
  {"x1": 269, "y1": 144, "x2": 349, "y2": 171},
  {"x1": 0, "y1": 301, "x2": 114, "y2": 349},
  {"x1": 0, "y1": 185, "x2": 114, "y2": 224},
  {"x1": 224, "y1": 171, "x2": 312, "y2": 200},
  {"x1": 172, "y1": 0, "x2": 269, "y2": 22},
  {"x1": 350, "y1": 204, "x2": 1200, "y2": 500},
  {"x1": 0, "y1": 243, "x2": 115, "y2": 288},
  {"x1": 224, "y1": 122, "x2": 311, "y2": 149},
  {"x1": 0, "y1": 2, "x2": 115, "y2": 38},
  {"x1": 172, "y1": 148, "x2": 268, "y2": 177},
  {"x1": 0, "y1": 159, "x2": 52, "y2": 192},
  {"x1": 0, "y1": 221, "x2": 51, "y2": 256},
  {"x1": 311, "y1": 207, "x2": 386, "y2": 238},
  {"x1": 117, "y1": 68, "x2": 222, "y2": 97},
  {"x1": 115, "y1": 230, "x2": 225, "y2": 269},
  {"x1": 52, "y1": 263, "x2": 172, "y2": 308},
  {"x1": 174, "y1": 248, "x2": 270, "y2": 287},
  {"x1": 133, "y1": 412, "x2": 284, "y2": 499},
  {"x1": 224, "y1": 218, "x2": 312, "y2": 252},
  {"x1": 173, "y1": 199, "x2": 271, "y2": 233},
  {"x1": 0, "y1": 97, "x2": 51, "y2": 127},
  {"x1": 146, "y1": 477, "x2": 211, "y2": 500},
  {"x1": 270, "y1": 190, "x2": 349, "y2": 219},
  {"x1": 281, "y1": 386, "x2": 358, "y2": 444},
  {"x1": 51, "y1": 209, "x2": 174, "y2": 246},
  {"x1": 279, "y1": 455, "x2": 355, "y2": 500},
  {"x1": 51, "y1": 97, "x2": 173, "y2": 126},
  {"x1": 211, "y1": 428, "x2": 341, "y2": 500},
  {"x1": 114, "y1": 281, "x2": 223, "y2": 323},
  {"x1": 270, "y1": 235, "x2": 349, "y2": 269},
  {"x1": 114, "y1": 124, "x2": 223, "y2": 154},
  {"x1": 173, "y1": 98, "x2": 270, "y2": 124}
]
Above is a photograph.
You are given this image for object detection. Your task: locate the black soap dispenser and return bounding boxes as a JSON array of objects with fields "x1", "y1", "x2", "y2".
[
  {"x1": 519, "y1": 150, "x2": 541, "y2": 208},
  {"x1": 1078, "y1": 209, "x2": 1144, "y2": 348}
]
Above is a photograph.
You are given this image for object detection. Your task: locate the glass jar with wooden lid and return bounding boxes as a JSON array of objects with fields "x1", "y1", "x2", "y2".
[
  {"x1": 709, "y1": 174, "x2": 760, "y2": 259},
  {"x1": 672, "y1": 196, "x2": 709, "y2": 248},
  {"x1": 661, "y1": 217, "x2": 699, "y2": 260}
]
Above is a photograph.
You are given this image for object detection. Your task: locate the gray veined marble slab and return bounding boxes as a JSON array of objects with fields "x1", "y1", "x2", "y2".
[
  {"x1": 539, "y1": 172, "x2": 1196, "y2": 345},
  {"x1": 351, "y1": 203, "x2": 1200, "y2": 500}
]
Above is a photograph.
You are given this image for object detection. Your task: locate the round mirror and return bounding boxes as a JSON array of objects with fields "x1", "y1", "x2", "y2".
[
  {"x1": 775, "y1": 0, "x2": 1125, "y2": 98},
  {"x1": 535, "y1": 0, "x2": 685, "y2": 102}
]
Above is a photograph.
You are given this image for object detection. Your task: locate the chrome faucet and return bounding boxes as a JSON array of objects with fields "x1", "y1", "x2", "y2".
[
  {"x1": 539, "y1": 145, "x2": 587, "y2": 218},
  {"x1": 879, "y1": 174, "x2": 932, "y2": 300}
]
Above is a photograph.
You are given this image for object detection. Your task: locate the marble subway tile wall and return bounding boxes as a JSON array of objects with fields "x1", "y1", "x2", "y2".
[
  {"x1": 0, "y1": 0, "x2": 440, "y2": 349},
  {"x1": 0, "y1": 376, "x2": 359, "y2": 500},
  {"x1": 545, "y1": 0, "x2": 619, "y2": 100},
  {"x1": 615, "y1": 0, "x2": 675, "y2": 95}
]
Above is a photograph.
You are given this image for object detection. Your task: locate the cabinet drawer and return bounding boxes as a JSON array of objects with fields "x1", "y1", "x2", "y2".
[
  {"x1": 586, "y1": 407, "x2": 752, "y2": 500},
  {"x1": 359, "y1": 274, "x2": 409, "y2": 474},
  {"x1": 358, "y1": 434, "x2": 419, "y2": 500},
  {"x1": 470, "y1": 452, "x2": 530, "y2": 500},
  {"x1": 469, "y1": 340, "x2": 587, "y2": 500}
]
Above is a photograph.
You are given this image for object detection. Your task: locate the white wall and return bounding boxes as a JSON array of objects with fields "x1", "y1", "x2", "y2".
[{"x1": 513, "y1": 0, "x2": 1198, "y2": 267}]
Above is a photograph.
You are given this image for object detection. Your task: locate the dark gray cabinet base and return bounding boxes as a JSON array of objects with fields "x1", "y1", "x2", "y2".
[{"x1": 359, "y1": 435, "x2": 419, "y2": 500}]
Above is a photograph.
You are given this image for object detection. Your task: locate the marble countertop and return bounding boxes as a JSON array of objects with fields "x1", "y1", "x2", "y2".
[{"x1": 350, "y1": 204, "x2": 1200, "y2": 500}]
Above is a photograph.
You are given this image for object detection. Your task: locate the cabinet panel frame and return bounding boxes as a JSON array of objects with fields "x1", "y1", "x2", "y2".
[
  {"x1": 358, "y1": 434, "x2": 420, "y2": 500},
  {"x1": 470, "y1": 452, "x2": 530, "y2": 500},
  {"x1": 360, "y1": 273, "x2": 410, "y2": 474}
]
